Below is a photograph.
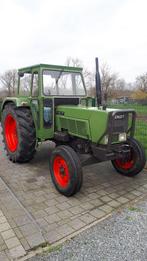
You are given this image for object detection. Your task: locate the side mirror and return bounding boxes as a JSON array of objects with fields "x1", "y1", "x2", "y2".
[{"x1": 18, "y1": 72, "x2": 24, "y2": 77}]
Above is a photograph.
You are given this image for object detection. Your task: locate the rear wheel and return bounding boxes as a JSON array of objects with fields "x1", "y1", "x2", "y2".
[
  {"x1": 49, "y1": 145, "x2": 83, "y2": 196},
  {"x1": 111, "y1": 137, "x2": 146, "y2": 177},
  {"x1": 2, "y1": 103, "x2": 36, "y2": 163}
]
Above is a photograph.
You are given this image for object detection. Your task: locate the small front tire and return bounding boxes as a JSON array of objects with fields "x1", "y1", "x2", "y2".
[
  {"x1": 49, "y1": 145, "x2": 83, "y2": 196},
  {"x1": 111, "y1": 137, "x2": 146, "y2": 177}
]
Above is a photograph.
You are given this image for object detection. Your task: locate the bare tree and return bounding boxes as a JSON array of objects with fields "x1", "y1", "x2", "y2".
[
  {"x1": 65, "y1": 57, "x2": 94, "y2": 89},
  {"x1": 65, "y1": 57, "x2": 127, "y2": 101},
  {"x1": 135, "y1": 73, "x2": 147, "y2": 92},
  {"x1": 100, "y1": 63, "x2": 118, "y2": 102},
  {"x1": 0, "y1": 69, "x2": 17, "y2": 96}
]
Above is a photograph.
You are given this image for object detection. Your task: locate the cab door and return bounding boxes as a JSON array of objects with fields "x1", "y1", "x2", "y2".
[
  {"x1": 30, "y1": 70, "x2": 40, "y2": 138},
  {"x1": 31, "y1": 69, "x2": 54, "y2": 140}
]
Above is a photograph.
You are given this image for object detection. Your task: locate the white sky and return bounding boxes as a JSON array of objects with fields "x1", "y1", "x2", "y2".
[{"x1": 0, "y1": 0, "x2": 147, "y2": 82}]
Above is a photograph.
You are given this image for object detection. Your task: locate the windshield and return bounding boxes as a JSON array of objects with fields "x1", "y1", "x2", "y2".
[{"x1": 43, "y1": 70, "x2": 86, "y2": 96}]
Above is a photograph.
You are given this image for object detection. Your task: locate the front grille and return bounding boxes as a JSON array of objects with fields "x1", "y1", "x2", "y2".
[{"x1": 111, "y1": 113, "x2": 128, "y2": 133}]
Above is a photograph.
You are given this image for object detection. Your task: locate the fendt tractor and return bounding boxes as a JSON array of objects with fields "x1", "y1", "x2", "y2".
[{"x1": 0, "y1": 58, "x2": 146, "y2": 196}]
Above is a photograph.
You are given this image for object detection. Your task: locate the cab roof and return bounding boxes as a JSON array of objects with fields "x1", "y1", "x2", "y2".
[{"x1": 18, "y1": 64, "x2": 83, "y2": 73}]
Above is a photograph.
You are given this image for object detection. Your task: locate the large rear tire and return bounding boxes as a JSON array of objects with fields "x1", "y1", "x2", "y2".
[
  {"x1": 49, "y1": 145, "x2": 83, "y2": 196},
  {"x1": 2, "y1": 104, "x2": 36, "y2": 163},
  {"x1": 111, "y1": 137, "x2": 146, "y2": 177}
]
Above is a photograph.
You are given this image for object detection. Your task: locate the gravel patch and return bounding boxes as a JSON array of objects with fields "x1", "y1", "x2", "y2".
[{"x1": 29, "y1": 197, "x2": 147, "y2": 261}]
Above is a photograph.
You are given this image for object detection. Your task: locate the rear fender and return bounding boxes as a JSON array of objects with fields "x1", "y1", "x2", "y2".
[{"x1": 1, "y1": 97, "x2": 30, "y2": 110}]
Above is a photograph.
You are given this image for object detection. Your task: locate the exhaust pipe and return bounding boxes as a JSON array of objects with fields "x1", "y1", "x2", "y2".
[{"x1": 95, "y1": 57, "x2": 102, "y2": 107}]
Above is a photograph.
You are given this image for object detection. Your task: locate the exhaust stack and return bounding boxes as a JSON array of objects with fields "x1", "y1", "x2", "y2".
[{"x1": 95, "y1": 57, "x2": 102, "y2": 107}]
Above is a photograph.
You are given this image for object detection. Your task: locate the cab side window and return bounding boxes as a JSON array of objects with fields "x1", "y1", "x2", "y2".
[
  {"x1": 32, "y1": 72, "x2": 39, "y2": 97},
  {"x1": 19, "y1": 73, "x2": 31, "y2": 96}
]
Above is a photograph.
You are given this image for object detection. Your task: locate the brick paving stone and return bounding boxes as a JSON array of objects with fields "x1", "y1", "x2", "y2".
[
  {"x1": 69, "y1": 206, "x2": 85, "y2": 215},
  {"x1": 101, "y1": 195, "x2": 112, "y2": 203},
  {"x1": 117, "y1": 190, "x2": 126, "y2": 196},
  {"x1": 69, "y1": 218, "x2": 86, "y2": 230},
  {"x1": 45, "y1": 213, "x2": 61, "y2": 224},
  {"x1": 99, "y1": 204, "x2": 114, "y2": 214},
  {"x1": 5, "y1": 237, "x2": 20, "y2": 249},
  {"x1": 131, "y1": 190, "x2": 142, "y2": 196},
  {"x1": 45, "y1": 206, "x2": 59, "y2": 215},
  {"x1": 45, "y1": 199, "x2": 58, "y2": 207},
  {"x1": 20, "y1": 237, "x2": 30, "y2": 251},
  {"x1": 56, "y1": 202, "x2": 71, "y2": 211},
  {"x1": 0, "y1": 243, "x2": 7, "y2": 251},
  {"x1": 109, "y1": 192, "x2": 120, "y2": 199},
  {"x1": 13, "y1": 227, "x2": 24, "y2": 240},
  {"x1": 57, "y1": 224, "x2": 74, "y2": 237},
  {"x1": 45, "y1": 230, "x2": 62, "y2": 244},
  {"x1": 88, "y1": 193, "x2": 99, "y2": 200},
  {"x1": 0, "y1": 211, "x2": 3, "y2": 217},
  {"x1": 90, "y1": 209, "x2": 105, "y2": 219},
  {"x1": 42, "y1": 223, "x2": 58, "y2": 233},
  {"x1": 9, "y1": 245, "x2": 26, "y2": 259},
  {"x1": 57, "y1": 210, "x2": 73, "y2": 219},
  {"x1": 105, "y1": 187, "x2": 116, "y2": 193},
  {"x1": 0, "y1": 251, "x2": 9, "y2": 261},
  {"x1": 138, "y1": 186, "x2": 146, "y2": 192},
  {"x1": 0, "y1": 217, "x2": 7, "y2": 224},
  {"x1": 108, "y1": 200, "x2": 122, "y2": 208},
  {"x1": 25, "y1": 233, "x2": 45, "y2": 248},
  {"x1": 56, "y1": 218, "x2": 71, "y2": 227},
  {"x1": 124, "y1": 193, "x2": 137, "y2": 200},
  {"x1": 1, "y1": 229, "x2": 15, "y2": 240},
  {"x1": 80, "y1": 213, "x2": 97, "y2": 224},
  {"x1": 14, "y1": 215, "x2": 32, "y2": 226},
  {"x1": 0, "y1": 223, "x2": 11, "y2": 233},
  {"x1": 33, "y1": 210, "x2": 47, "y2": 219},
  {"x1": 19, "y1": 223, "x2": 39, "y2": 237},
  {"x1": 68, "y1": 198, "x2": 81, "y2": 207},
  {"x1": 117, "y1": 197, "x2": 129, "y2": 204},
  {"x1": 97, "y1": 190, "x2": 108, "y2": 196},
  {"x1": 5, "y1": 218, "x2": 16, "y2": 229},
  {"x1": 0, "y1": 235, "x2": 4, "y2": 245},
  {"x1": 80, "y1": 202, "x2": 95, "y2": 210},
  {"x1": 36, "y1": 218, "x2": 49, "y2": 229},
  {"x1": 90, "y1": 198, "x2": 103, "y2": 207}
]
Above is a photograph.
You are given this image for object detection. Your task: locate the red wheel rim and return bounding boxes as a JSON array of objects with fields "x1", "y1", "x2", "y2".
[
  {"x1": 114, "y1": 150, "x2": 135, "y2": 170},
  {"x1": 4, "y1": 114, "x2": 18, "y2": 152},
  {"x1": 114, "y1": 159, "x2": 134, "y2": 170},
  {"x1": 53, "y1": 156, "x2": 70, "y2": 188}
]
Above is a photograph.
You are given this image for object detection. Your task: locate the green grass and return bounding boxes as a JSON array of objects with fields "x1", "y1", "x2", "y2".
[
  {"x1": 128, "y1": 206, "x2": 141, "y2": 212},
  {"x1": 110, "y1": 103, "x2": 147, "y2": 115}
]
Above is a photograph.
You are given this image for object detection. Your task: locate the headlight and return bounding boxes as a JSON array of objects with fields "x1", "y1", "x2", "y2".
[
  {"x1": 104, "y1": 135, "x2": 109, "y2": 144},
  {"x1": 119, "y1": 133, "x2": 127, "y2": 142}
]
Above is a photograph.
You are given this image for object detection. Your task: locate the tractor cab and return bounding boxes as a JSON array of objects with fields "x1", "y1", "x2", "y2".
[{"x1": 17, "y1": 64, "x2": 87, "y2": 140}]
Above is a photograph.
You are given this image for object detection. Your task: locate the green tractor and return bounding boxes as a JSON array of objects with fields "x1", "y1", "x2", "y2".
[{"x1": 0, "y1": 58, "x2": 146, "y2": 196}]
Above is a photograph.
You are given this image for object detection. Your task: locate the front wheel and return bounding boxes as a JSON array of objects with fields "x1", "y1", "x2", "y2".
[
  {"x1": 49, "y1": 145, "x2": 83, "y2": 197},
  {"x1": 111, "y1": 137, "x2": 146, "y2": 177}
]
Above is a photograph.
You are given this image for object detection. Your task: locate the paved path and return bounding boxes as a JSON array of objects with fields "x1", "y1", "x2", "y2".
[
  {"x1": 0, "y1": 126, "x2": 147, "y2": 259},
  {"x1": 29, "y1": 196, "x2": 147, "y2": 261}
]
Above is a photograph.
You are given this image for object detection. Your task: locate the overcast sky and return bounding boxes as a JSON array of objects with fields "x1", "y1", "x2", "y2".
[{"x1": 0, "y1": 0, "x2": 147, "y2": 82}]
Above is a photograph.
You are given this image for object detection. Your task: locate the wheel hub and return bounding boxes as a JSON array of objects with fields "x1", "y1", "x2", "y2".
[
  {"x1": 53, "y1": 156, "x2": 70, "y2": 188},
  {"x1": 4, "y1": 114, "x2": 18, "y2": 152}
]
